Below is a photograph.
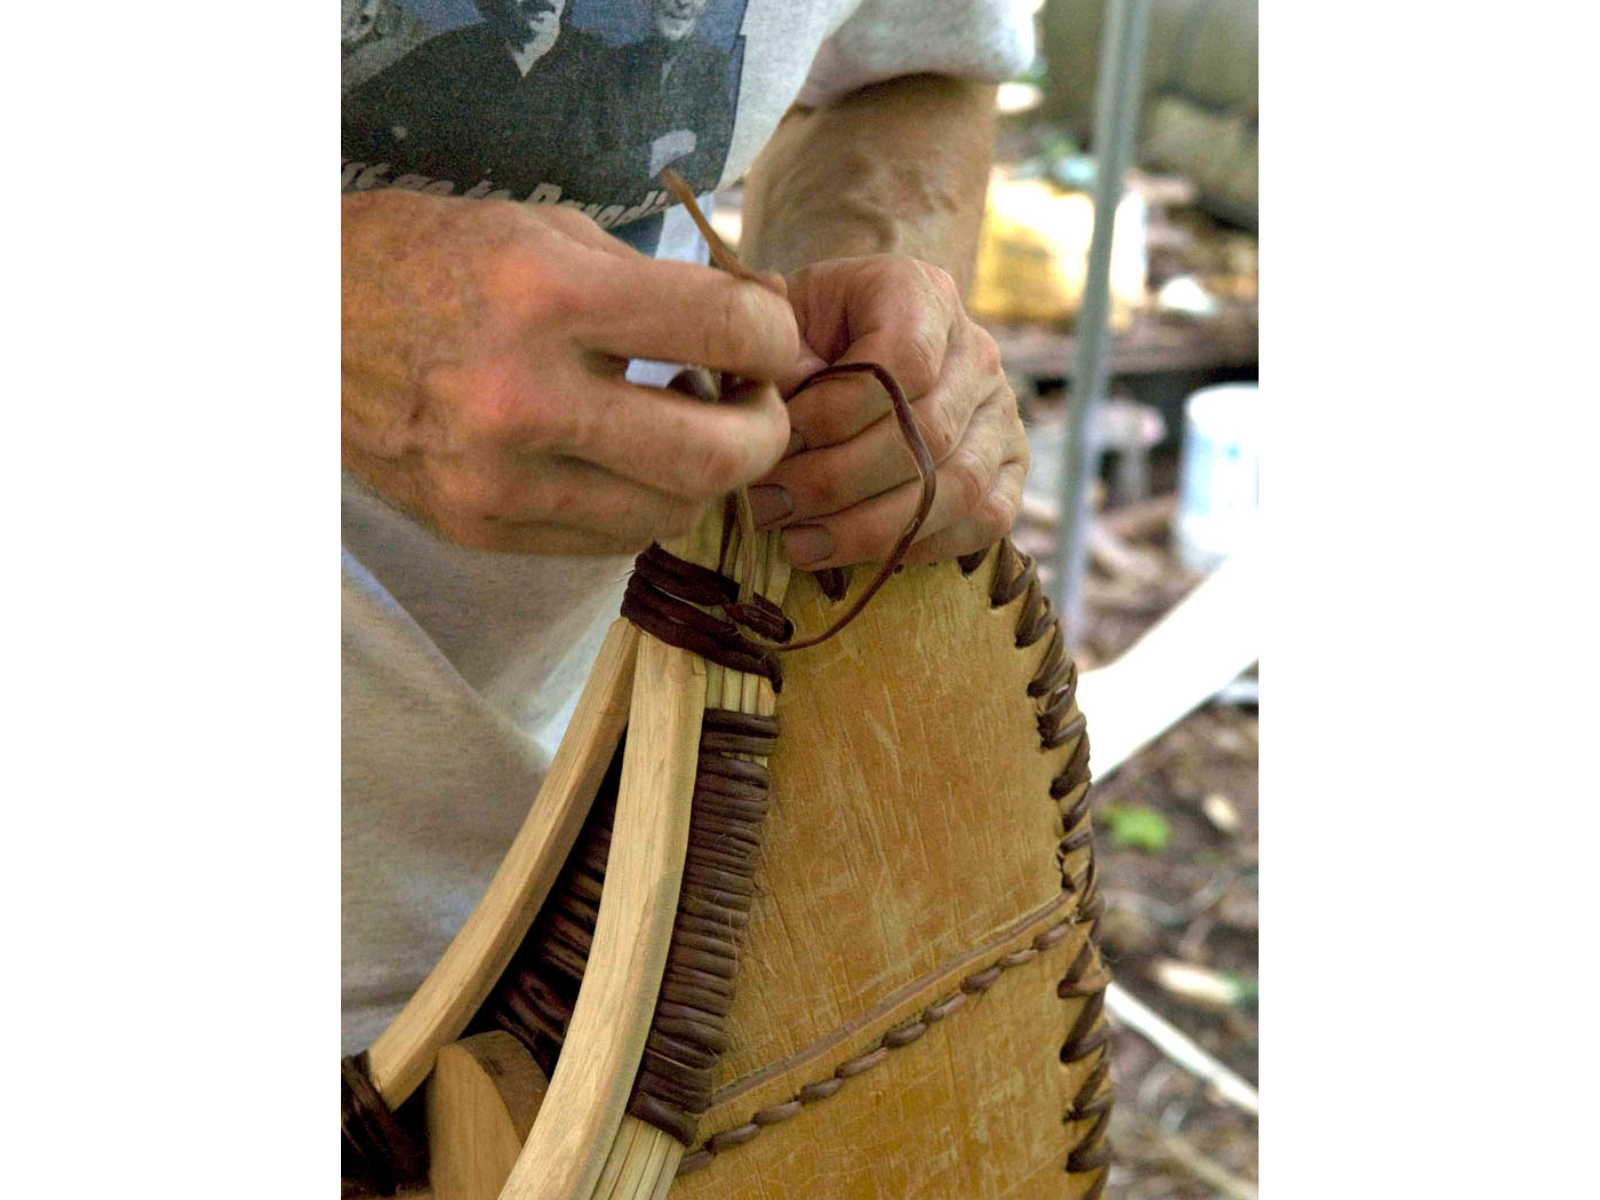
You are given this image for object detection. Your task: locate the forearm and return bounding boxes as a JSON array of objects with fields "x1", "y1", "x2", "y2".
[
  {"x1": 738, "y1": 74, "x2": 996, "y2": 291},
  {"x1": 733, "y1": 76, "x2": 1026, "y2": 571}
]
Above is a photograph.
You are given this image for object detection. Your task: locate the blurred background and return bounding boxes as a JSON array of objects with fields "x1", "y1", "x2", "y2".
[
  {"x1": 721, "y1": 2, "x2": 1259, "y2": 1194},
  {"x1": 995, "y1": 5, "x2": 1259, "y2": 1197}
]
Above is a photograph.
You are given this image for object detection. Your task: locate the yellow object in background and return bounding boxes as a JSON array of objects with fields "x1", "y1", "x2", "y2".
[{"x1": 969, "y1": 176, "x2": 1147, "y2": 327}]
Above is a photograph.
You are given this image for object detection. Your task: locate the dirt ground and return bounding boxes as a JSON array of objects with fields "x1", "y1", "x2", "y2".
[
  {"x1": 1093, "y1": 702, "x2": 1259, "y2": 1199},
  {"x1": 1053, "y1": 508, "x2": 1260, "y2": 1199},
  {"x1": 983, "y1": 130, "x2": 1260, "y2": 1190}
]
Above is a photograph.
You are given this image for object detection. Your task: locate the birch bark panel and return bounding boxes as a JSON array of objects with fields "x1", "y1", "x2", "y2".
[
  {"x1": 666, "y1": 552, "x2": 1091, "y2": 1195},
  {"x1": 672, "y1": 927, "x2": 1096, "y2": 1199},
  {"x1": 716, "y1": 556, "x2": 1069, "y2": 1078}
]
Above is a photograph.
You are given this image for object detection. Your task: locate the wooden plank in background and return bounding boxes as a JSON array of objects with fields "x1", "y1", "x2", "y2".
[{"x1": 986, "y1": 311, "x2": 1258, "y2": 381}]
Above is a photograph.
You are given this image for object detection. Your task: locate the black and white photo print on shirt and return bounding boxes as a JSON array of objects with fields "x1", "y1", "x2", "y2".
[{"x1": 341, "y1": 0, "x2": 750, "y2": 254}]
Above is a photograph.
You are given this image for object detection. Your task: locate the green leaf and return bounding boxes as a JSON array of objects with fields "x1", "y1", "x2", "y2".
[
  {"x1": 1097, "y1": 803, "x2": 1173, "y2": 853},
  {"x1": 1224, "y1": 973, "x2": 1260, "y2": 1006}
]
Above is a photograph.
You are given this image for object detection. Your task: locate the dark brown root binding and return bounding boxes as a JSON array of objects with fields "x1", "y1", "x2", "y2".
[
  {"x1": 812, "y1": 566, "x2": 851, "y2": 601},
  {"x1": 340, "y1": 1051, "x2": 427, "y2": 1197},
  {"x1": 479, "y1": 708, "x2": 779, "y2": 1146},
  {"x1": 956, "y1": 541, "x2": 1114, "y2": 1188},
  {"x1": 622, "y1": 545, "x2": 791, "y2": 690},
  {"x1": 342, "y1": 539, "x2": 1111, "y2": 1190}
]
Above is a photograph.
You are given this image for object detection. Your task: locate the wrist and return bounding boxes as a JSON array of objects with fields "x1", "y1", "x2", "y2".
[{"x1": 739, "y1": 76, "x2": 994, "y2": 290}]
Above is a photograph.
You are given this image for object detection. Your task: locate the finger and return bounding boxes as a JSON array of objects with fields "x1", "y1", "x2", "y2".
[
  {"x1": 898, "y1": 459, "x2": 1027, "y2": 567},
  {"x1": 784, "y1": 257, "x2": 959, "y2": 391},
  {"x1": 350, "y1": 449, "x2": 668, "y2": 556},
  {"x1": 549, "y1": 374, "x2": 792, "y2": 501},
  {"x1": 533, "y1": 203, "x2": 648, "y2": 260},
  {"x1": 755, "y1": 362, "x2": 1004, "y2": 526},
  {"x1": 422, "y1": 450, "x2": 710, "y2": 545},
  {"x1": 573, "y1": 256, "x2": 801, "y2": 380},
  {"x1": 778, "y1": 291, "x2": 958, "y2": 461},
  {"x1": 780, "y1": 366, "x2": 894, "y2": 457},
  {"x1": 755, "y1": 269, "x2": 790, "y2": 300},
  {"x1": 432, "y1": 514, "x2": 665, "y2": 557},
  {"x1": 777, "y1": 399, "x2": 1016, "y2": 570}
]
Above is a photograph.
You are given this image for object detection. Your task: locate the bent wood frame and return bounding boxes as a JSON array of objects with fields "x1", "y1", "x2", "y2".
[
  {"x1": 354, "y1": 517, "x2": 1108, "y2": 1200},
  {"x1": 358, "y1": 513, "x2": 786, "y2": 1200},
  {"x1": 365, "y1": 619, "x2": 640, "y2": 1108},
  {"x1": 504, "y1": 517, "x2": 792, "y2": 1200}
]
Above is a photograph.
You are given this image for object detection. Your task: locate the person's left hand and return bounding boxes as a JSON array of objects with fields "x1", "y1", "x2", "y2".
[{"x1": 748, "y1": 253, "x2": 1029, "y2": 569}]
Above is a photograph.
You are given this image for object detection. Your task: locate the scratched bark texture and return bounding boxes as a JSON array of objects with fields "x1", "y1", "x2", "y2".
[{"x1": 672, "y1": 551, "x2": 1106, "y2": 1198}]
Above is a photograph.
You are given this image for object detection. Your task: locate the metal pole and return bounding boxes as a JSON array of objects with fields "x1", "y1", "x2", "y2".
[{"x1": 1053, "y1": 0, "x2": 1153, "y2": 635}]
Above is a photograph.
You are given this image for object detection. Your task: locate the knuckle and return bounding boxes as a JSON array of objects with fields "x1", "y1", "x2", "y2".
[
  {"x1": 534, "y1": 203, "x2": 593, "y2": 235},
  {"x1": 478, "y1": 471, "x2": 520, "y2": 518},
  {"x1": 922, "y1": 262, "x2": 959, "y2": 306},
  {"x1": 971, "y1": 324, "x2": 1003, "y2": 377},
  {"x1": 451, "y1": 363, "x2": 531, "y2": 442},
  {"x1": 797, "y1": 454, "x2": 852, "y2": 510},
  {"x1": 976, "y1": 481, "x2": 1021, "y2": 540},
  {"x1": 477, "y1": 196, "x2": 528, "y2": 227},
  {"x1": 703, "y1": 284, "x2": 757, "y2": 367},
  {"x1": 656, "y1": 499, "x2": 707, "y2": 539},
  {"x1": 902, "y1": 325, "x2": 944, "y2": 397},
  {"x1": 518, "y1": 259, "x2": 584, "y2": 323},
  {"x1": 555, "y1": 389, "x2": 605, "y2": 454},
  {"x1": 681, "y1": 433, "x2": 747, "y2": 498},
  {"x1": 946, "y1": 446, "x2": 992, "y2": 515},
  {"x1": 485, "y1": 240, "x2": 585, "y2": 327},
  {"x1": 916, "y1": 397, "x2": 961, "y2": 464},
  {"x1": 797, "y1": 390, "x2": 861, "y2": 448}
]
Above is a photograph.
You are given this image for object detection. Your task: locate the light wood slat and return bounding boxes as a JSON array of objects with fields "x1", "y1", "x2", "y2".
[{"x1": 369, "y1": 620, "x2": 641, "y2": 1107}]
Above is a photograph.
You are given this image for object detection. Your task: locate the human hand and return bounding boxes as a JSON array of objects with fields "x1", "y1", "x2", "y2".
[
  {"x1": 341, "y1": 190, "x2": 799, "y2": 554},
  {"x1": 748, "y1": 254, "x2": 1028, "y2": 569}
]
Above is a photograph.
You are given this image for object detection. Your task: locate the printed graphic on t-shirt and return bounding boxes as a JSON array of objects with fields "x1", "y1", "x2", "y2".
[{"x1": 342, "y1": 0, "x2": 749, "y2": 252}]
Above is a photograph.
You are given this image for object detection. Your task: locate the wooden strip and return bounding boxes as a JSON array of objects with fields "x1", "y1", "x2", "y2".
[
  {"x1": 646, "y1": 1139, "x2": 682, "y2": 1200},
  {"x1": 425, "y1": 1033, "x2": 546, "y2": 1200},
  {"x1": 620, "y1": 1124, "x2": 677, "y2": 1199},
  {"x1": 497, "y1": 633, "x2": 707, "y2": 1200},
  {"x1": 1072, "y1": 550, "x2": 1258, "y2": 779},
  {"x1": 601, "y1": 528, "x2": 789, "y2": 1200},
  {"x1": 1105, "y1": 982, "x2": 1259, "y2": 1115},
  {"x1": 591, "y1": 1116, "x2": 638, "y2": 1200},
  {"x1": 368, "y1": 619, "x2": 640, "y2": 1107},
  {"x1": 592, "y1": 1118, "x2": 678, "y2": 1200},
  {"x1": 704, "y1": 660, "x2": 725, "y2": 732}
]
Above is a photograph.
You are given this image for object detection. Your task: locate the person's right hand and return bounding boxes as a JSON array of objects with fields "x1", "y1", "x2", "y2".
[{"x1": 342, "y1": 190, "x2": 799, "y2": 554}]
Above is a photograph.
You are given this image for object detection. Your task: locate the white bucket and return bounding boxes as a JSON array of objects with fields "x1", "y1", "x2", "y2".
[{"x1": 1175, "y1": 383, "x2": 1259, "y2": 572}]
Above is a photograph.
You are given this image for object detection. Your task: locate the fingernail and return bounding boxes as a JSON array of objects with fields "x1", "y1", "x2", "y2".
[
  {"x1": 783, "y1": 524, "x2": 834, "y2": 567},
  {"x1": 747, "y1": 484, "x2": 794, "y2": 527},
  {"x1": 785, "y1": 430, "x2": 805, "y2": 457}
]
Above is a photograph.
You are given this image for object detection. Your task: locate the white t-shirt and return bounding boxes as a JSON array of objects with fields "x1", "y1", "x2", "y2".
[{"x1": 341, "y1": 0, "x2": 1033, "y2": 1054}]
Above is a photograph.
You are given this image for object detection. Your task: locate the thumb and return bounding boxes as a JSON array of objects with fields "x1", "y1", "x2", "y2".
[{"x1": 776, "y1": 345, "x2": 831, "y2": 399}]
